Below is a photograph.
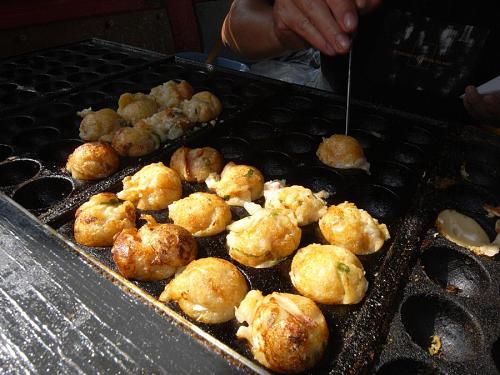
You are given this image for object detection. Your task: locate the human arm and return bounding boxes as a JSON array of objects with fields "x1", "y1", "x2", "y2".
[{"x1": 463, "y1": 85, "x2": 500, "y2": 128}]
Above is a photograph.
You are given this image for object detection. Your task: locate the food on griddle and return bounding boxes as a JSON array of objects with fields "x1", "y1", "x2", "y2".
[
  {"x1": 149, "y1": 80, "x2": 194, "y2": 109},
  {"x1": 226, "y1": 203, "x2": 301, "y2": 268},
  {"x1": 180, "y1": 91, "x2": 223, "y2": 123},
  {"x1": 169, "y1": 146, "x2": 223, "y2": 183},
  {"x1": 263, "y1": 180, "x2": 328, "y2": 226},
  {"x1": 111, "y1": 126, "x2": 160, "y2": 157},
  {"x1": 235, "y1": 290, "x2": 328, "y2": 374},
  {"x1": 290, "y1": 244, "x2": 368, "y2": 305},
  {"x1": 117, "y1": 92, "x2": 159, "y2": 124},
  {"x1": 168, "y1": 192, "x2": 231, "y2": 237},
  {"x1": 436, "y1": 209, "x2": 499, "y2": 257},
  {"x1": 117, "y1": 162, "x2": 182, "y2": 210},
  {"x1": 317, "y1": 134, "x2": 370, "y2": 172},
  {"x1": 77, "y1": 107, "x2": 126, "y2": 142},
  {"x1": 74, "y1": 192, "x2": 135, "y2": 247},
  {"x1": 66, "y1": 141, "x2": 120, "y2": 180},
  {"x1": 428, "y1": 335, "x2": 442, "y2": 356},
  {"x1": 159, "y1": 257, "x2": 248, "y2": 323},
  {"x1": 206, "y1": 162, "x2": 264, "y2": 206},
  {"x1": 134, "y1": 108, "x2": 191, "y2": 142},
  {"x1": 319, "y1": 201, "x2": 390, "y2": 255},
  {"x1": 112, "y1": 215, "x2": 197, "y2": 281}
]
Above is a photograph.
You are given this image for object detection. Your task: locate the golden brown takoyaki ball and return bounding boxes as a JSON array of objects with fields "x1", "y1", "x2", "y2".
[
  {"x1": 180, "y1": 91, "x2": 222, "y2": 123},
  {"x1": 168, "y1": 192, "x2": 231, "y2": 237},
  {"x1": 66, "y1": 141, "x2": 120, "y2": 180},
  {"x1": 264, "y1": 181, "x2": 328, "y2": 226},
  {"x1": 206, "y1": 162, "x2": 264, "y2": 206},
  {"x1": 112, "y1": 215, "x2": 197, "y2": 281},
  {"x1": 226, "y1": 203, "x2": 301, "y2": 268},
  {"x1": 159, "y1": 257, "x2": 248, "y2": 323},
  {"x1": 235, "y1": 290, "x2": 329, "y2": 374},
  {"x1": 117, "y1": 162, "x2": 182, "y2": 210},
  {"x1": 290, "y1": 244, "x2": 368, "y2": 305},
  {"x1": 111, "y1": 127, "x2": 160, "y2": 157},
  {"x1": 78, "y1": 108, "x2": 125, "y2": 142},
  {"x1": 317, "y1": 134, "x2": 370, "y2": 172},
  {"x1": 319, "y1": 201, "x2": 390, "y2": 255},
  {"x1": 169, "y1": 146, "x2": 223, "y2": 183},
  {"x1": 149, "y1": 80, "x2": 194, "y2": 109},
  {"x1": 134, "y1": 108, "x2": 191, "y2": 142},
  {"x1": 74, "y1": 192, "x2": 136, "y2": 247},
  {"x1": 117, "y1": 92, "x2": 159, "y2": 124}
]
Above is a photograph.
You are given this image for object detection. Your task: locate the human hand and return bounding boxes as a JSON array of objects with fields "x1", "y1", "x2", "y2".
[
  {"x1": 272, "y1": 0, "x2": 380, "y2": 56},
  {"x1": 463, "y1": 86, "x2": 500, "y2": 128}
]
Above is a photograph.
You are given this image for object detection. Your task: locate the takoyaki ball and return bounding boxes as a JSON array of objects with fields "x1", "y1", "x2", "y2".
[
  {"x1": 66, "y1": 141, "x2": 120, "y2": 180},
  {"x1": 117, "y1": 93, "x2": 159, "y2": 124},
  {"x1": 235, "y1": 290, "x2": 329, "y2": 374},
  {"x1": 159, "y1": 257, "x2": 248, "y2": 323},
  {"x1": 78, "y1": 108, "x2": 125, "y2": 142},
  {"x1": 135, "y1": 108, "x2": 191, "y2": 142},
  {"x1": 264, "y1": 181, "x2": 328, "y2": 226},
  {"x1": 290, "y1": 244, "x2": 368, "y2": 305},
  {"x1": 112, "y1": 215, "x2": 197, "y2": 281},
  {"x1": 74, "y1": 192, "x2": 136, "y2": 247},
  {"x1": 181, "y1": 91, "x2": 222, "y2": 123},
  {"x1": 111, "y1": 127, "x2": 160, "y2": 157},
  {"x1": 319, "y1": 202, "x2": 390, "y2": 255},
  {"x1": 169, "y1": 146, "x2": 223, "y2": 183},
  {"x1": 149, "y1": 80, "x2": 194, "y2": 109},
  {"x1": 168, "y1": 192, "x2": 231, "y2": 237},
  {"x1": 206, "y1": 162, "x2": 264, "y2": 206},
  {"x1": 117, "y1": 162, "x2": 182, "y2": 210},
  {"x1": 317, "y1": 134, "x2": 370, "y2": 172},
  {"x1": 226, "y1": 203, "x2": 301, "y2": 268}
]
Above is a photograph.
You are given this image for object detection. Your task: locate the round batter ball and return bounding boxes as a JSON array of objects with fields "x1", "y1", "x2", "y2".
[
  {"x1": 181, "y1": 91, "x2": 222, "y2": 123},
  {"x1": 117, "y1": 92, "x2": 159, "y2": 124},
  {"x1": 168, "y1": 192, "x2": 231, "y2": 237},
  {"x1": 111, "y1": 127, "x2": 160, "y2": 157},
  {"x1": 317, "y1": 134, "x2": 370, "y2": 172},
  {"x1": 78, "y1": 108, "x2": 125, "y2": 142},
  {"x1": 169, "y1": 146, "x2": 223, "y2": 183},
  {"x1": 117, "y1": 162, "x2": 182, "y2": 210},
  {"x1": 159, "y1": 257, "x2": 248, "y2": 323},
  {"x1": 206, "y1": 162, "x2": 264, "y2": 206},
  {"x1": 290, "y1": 244, "x2": 368, "y2": 305},
  {"x1": 112, "y1": 215, "x2": 197, "y2": 281},
  {"x1": 264, "y1": 181, "x2": 328, "y2": 226},
  {"x1": 74, "y1": 192, "x2": 136, "y2": 247},
  {"x1": 66, "y1": 141, "x2": 120, "y2": 180},
  {"x1": 319, "y1": 201, "x2": 390, "y2": 255},
  {"x1": 149, "y1": 80, "x2": 193, "y2": 109},
  {"x1": 226, "y1": 203, "x2": 301, "y2": 268},
  {"x1": 235, "y1": 290, "x2": 329, "y2": 374}
]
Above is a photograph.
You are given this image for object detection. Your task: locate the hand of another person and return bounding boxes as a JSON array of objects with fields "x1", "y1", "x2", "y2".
[
  {"x1": 463, "y1": 85, "x2": 500, "y2": 128},
  {"x1": 272, "y1": 0, "x2": 380, "y2": 56}
]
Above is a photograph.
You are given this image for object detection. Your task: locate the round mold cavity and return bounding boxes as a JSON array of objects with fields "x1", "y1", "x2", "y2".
[
  {"x1": 371, "y1": 161, "x2": 417, "y2": 191},
  {"x1": 128, "y1": 71, "x2": 162, "y2": 85},
  {"x1": 240, "y1": 121, "x2": 275, "y2": 141},
  {"x1": 67, "y1": 72, "x2": 99, "y2": 83},
  {"x1": 38, "y1": 139, "x2": 83, "y2": 165},
  {"x1": 13, "y1": 176, "x2": 73, "y2": 210},
  {"x1": 320, "y1": 104, "x2": 345, "y2": 122},
  {"x1": 35, "y1": 80, "x2": 72, "y2": 93},
  {"x1": 0, "y1": 69, "x2": 15, "y2": 81},
  {"x1": 241, "y1": 82, "x2": 268, "y2": 98},
  {"x1": 385, "y1": 142, "x2": 426, "y2": 167},
  {"x1": 281, "y1": 132, "x2": 316, "y2": 156},
  {"x1": 210, "y1": 137, "x2": 250, "y2": 162},
  {"x1": 69, "y1": 91, "x2": 107, "y2": 107},
  {"x1": 122, "y1": 57, "x2": 147, "y2": 66},
  {"x1": 59, "y1": 53, "x2": 87, "y2": 63},
  {"x1": 493, "y1": 338, "x2": 500, "y2": 373},
  {"x1": 0, "y1": 144, "x2": 13, "y2": 162},
  {"x1": 297, "y1": 117, "x2": 342, "y2": 137},
  {"x1": 254, "y1": 151, "x2": 295, "y2": 179},
  {"x1": 401, "y1": 125, "x2": 434, "y2": 147},
  {"x1": 353, "y1": 184, "x2": 401, "y2": 222},
  {"x1": 12, "y1": 127, "x2": 60, "y2": 148},
  {"x1": 421, "y1": 246, "x2": 490, "y2": 297},
  {"x1": 462, "y1": 160, "x2": 500, "y2": 190},
  {"x1": 74, "y1": 58, "x2": 105, "y2": 68},
  {"x1": 348, "y1": 129, "x2": 379, "y2": 153},
  {"x1": 282, "y1": 95, "x2": 314, "y2": 111},
  {"x1": 355, "y1": 114, "x2": 392, "y2": 134},
  {"x1": 212, "y1": 77, "x2": 235, "y2": 93},
  {"x1": 31, "y1": 74, "x2": 51, "y2": 83},
  {"x1": 377, "y1": 359, "x2": 442, "y2": 375},
  {"x1": 0, "y1": 159, "x2": 41, "y2": 187},
  {"x1": 100, "y1": 81, "x2": 136, "y2": 95},
  {"x1": 16, "y1": 89, "x2": 38, "y2": 102},
  {"x1": 442, "y1": 184, "x2": 499, "y2": 220},
  {"x1": 290, "y1": 166, "x2": 345, "y2": 203},
  {"x1": 221, "y1": 94, "x2": 243, "y2": 110},
  {"x1": 32, "y1": 102, "x2": 75, "y2": 119},
  {"x1": 401, "y1": 294, "x2": 483, "y2": 362},
  {"x1": 0, "y1": 115, "x2": 35, "y2": 132},
  {"x1": 0, "y1": 83, "x2": 18, "y2": 95},
  {"x1": 464, "y1": 142, "x2": 500, "y2": 165},
  {"x1": 265, "y1": 108, "x2": 296, "y2": 130},
  {"x1": 187, "y1": 70, "x2": 210, "y2": 85},
  {"x1": 46, "y1": 65, "x2": 80, "y2": 76}
]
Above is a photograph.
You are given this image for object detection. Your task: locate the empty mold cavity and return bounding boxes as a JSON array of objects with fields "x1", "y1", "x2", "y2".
[
  {"x1": 38, "y1": 139, "x2": 83, "y2": 165},
  {"x1": 209, "y1": 137, "x2": 250, "y2": 162},
  {"x1": 254, "y1": 151, "x2": 294, "y2": 179},
  {"x1": 187, "y1": 70, "x2": 210, "y2": 85},
  {"x1": 16, "y1": 89, "x2": 38, "y2": 102},
  {"x1": 241, "y1": 82, "x2": 268, "y2": 98},
  {"x1": 371, "y1": 161, "x2": 416, "y2": 191},
  {"x1": 464, "y1": 142, "x2": 500, "y2": 165},
  {"x1": 47, "y1": 65, "x2": 80, "y2": 76},
  {"x1": 75, "y1": 58, "x2": 105, "y2": 69},
  {"x1": 377, "y1": 359, "x2": 441, "y2": 375},
  {"x1": 401, "y1": 125, "x2": 434, "y2": 147},
  {"x1": 401, "y1": 294, "x2": 483, "y2": 362},
  {"x1": 220, "y1": 94, "x2": 243, "y2": 110},
  {"x1": 290, "y1": 166, "x2": 345, "y2": 204},
  {"x1": 0, "y1": 144, "x2": 13, "y2": 162},
  {"x1": 281, "y1": 132, "x2": 316, "y2": 156},
  {"x1": 320, "y1": 104, "x2": 345, "y2": 121},
  {"x1": 353, "y1": 184, "x2": 401, "y2": 222},
  {"x1": 355, "y1": 114, "x2": 392, "y2": 134},
  {"x1": 0, "y1": 159, "x2": 41, "y2": 187},
  {"x1": 385, "y1": 142, "x2": 426, "y2": 167},
  {"x1": 421, "y1": 246, "x2": 490, "y2": 297},
  {"x1": 59, "y1": 53, "x2": 87, "y2": 63},
  {"x1": 13, "y1": 127, "x2": 60, "y2": 148},
  {"x1": 100, "y1": 81, "x2": 136, "y2": 95},
  {"x1": 0, "y1": 116, "x2": 35, "y2": 132},
  {"x1": 282, "y1": 95, "x2": 314, "y2": 111},
  {"x1": 35, "y1": 80, "x2": 72, "y2": 93},
  {"x1": 265, "y1": 108, "x2": 296, "y2": 130},
  {"x1": 442, "y1": 184, "x2": 499, "y2": 220},
  {"x1": 32, "y1": 103, "x2": 75, "y2": 119},
  {"x1": 0, "y1": 83, "x2": 18, "y2": 95},
  {"x1": 123, "y1": 57, "x2": 147, "y2": 66},
  {"x1": 461, "y1": 160, "x2": 500, "y2": 190},
  {"x1": 493, "y1": 338, "x2": 500, "y2": 373},
  {"x1": 69, "y1": 91, "x2": 107, "y2": 107},
  {"x1": 212, "y1": 77, "x2": 235, "y2": 92},
  {"x1": 0, "y1": 70, "x2": 15, "y2": 81},
  {"x1": 128, "y1": 72, "x2": 162, "y2": 85},
  {"x1": 297, "y1": 117, "x2": 341, "y2": 137},
  {"x1": 67, "y1": 72, "x2": 99, "y2": 83},
  {"x1": 13, "y1": 177, "x2": 73, "y2": 210},
  {"x1": 240, "y1": 121, "x2": 274, "y2": 141}
]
